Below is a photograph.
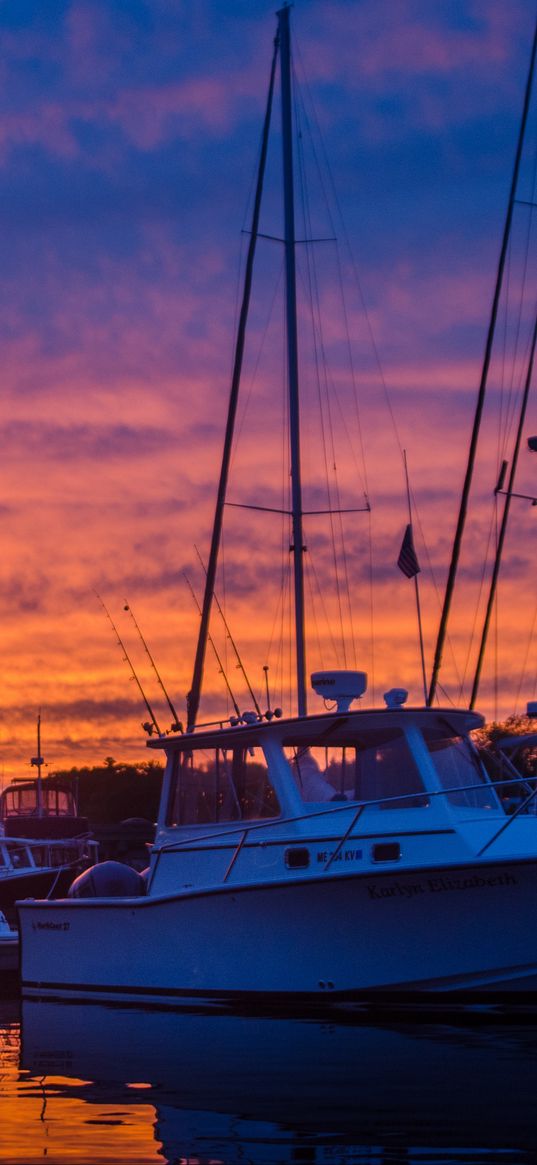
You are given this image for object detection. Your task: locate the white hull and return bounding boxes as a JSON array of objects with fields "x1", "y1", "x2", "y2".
[{"x1": 18, "y1": 856, "x2": 537, "y2": 1006}]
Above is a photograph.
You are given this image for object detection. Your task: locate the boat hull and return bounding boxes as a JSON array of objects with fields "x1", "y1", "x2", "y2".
[
  {"x1": 17, "y1": 856, "x2": 537, "y2": 1007},
  {"x1": 1, "y1": 867, "x2": 78, "y2": 927}
]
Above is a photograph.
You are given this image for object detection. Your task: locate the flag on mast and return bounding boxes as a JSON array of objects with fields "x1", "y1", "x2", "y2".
[{"x1": 397, "y1": 523, "x2": 420, "y2": 579}]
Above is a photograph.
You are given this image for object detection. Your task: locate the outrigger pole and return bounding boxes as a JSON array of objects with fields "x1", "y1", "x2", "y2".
[
  {"x1": 428, "y1": 19, "x2": 537, "y2": 707},
  {"x1": 186, "y1": 25, "x2": 280, "y2": 731},
  {"x1": 95, "y1": 591, "x2": 163, "y2": 737}
]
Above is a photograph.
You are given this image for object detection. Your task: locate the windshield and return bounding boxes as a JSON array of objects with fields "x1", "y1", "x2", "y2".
[
  {"x1": 166, "y1": 745, "x2": 280, "y2": 827},
  {"x1": 284, "y1": 728, "x2": 428, "y2": 809},
  {"x1": 424, "y1": 727, "x2": 498, "y2": 810}
]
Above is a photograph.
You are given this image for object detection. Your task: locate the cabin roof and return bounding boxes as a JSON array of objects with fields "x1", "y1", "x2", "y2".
[{"x1": 146, "y1": 705, "x2": 483, "y2": 753}]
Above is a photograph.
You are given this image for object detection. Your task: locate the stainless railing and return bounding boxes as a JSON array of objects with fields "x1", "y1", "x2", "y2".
[{"x1": 0, "y1": 834, "x2": 98, "y2": 875}]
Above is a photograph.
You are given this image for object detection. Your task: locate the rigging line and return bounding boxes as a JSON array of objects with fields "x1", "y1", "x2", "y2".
[
  {"x1": 183, "y1": 573, "x2": 242, "y2": 721},
  {"x1": 94, "y1": 591, "x2": 162, "y2": 737},
  {"x1": 505, "y1": 135, "x2": 537, "y2": 448},
  {"x1": 304, "y1": 551, "x2": 325, "y2": 668},
  {"x1": 496, "y1": 236, "x2": 512, "y2": 474},
  {"x1": 503, "y1": 289, "x2": 537, "y2": 463},
  {"x1": 221, "y1": 520, "x2": 229, "y2": 719},
  {"x1": 333, "y1": 240, "x2": 371, "y2": 496},
  {"x1": 456, "y1": 496, "x2": 498, "y2": 703},
  {"x1": 293, "y1": 33, "x2": 398, "y2": 468},
  {"x1": 294, "y1": 35, "x2": 405, "y2": 461},
  {"x1": 307, "y1": 551, "x2": 341, "y2": 662},
  {"x1": 514, "y1": 591, "x2": 537, "y2": 713},
  {"x1": 280, "y1": 550, "x2": 291, "y2": 714},
  {"x1": 194, "y1": 545, "x2": 262, "y2": 717},
  {"x1": 272, "y1": 284, "x2": 290, "y2": 713},
  {"x1": 471, "y1": 298, "x2": 537, "y2": 709},
  {"x1": 408, "y1": 485, "x2": 464, "y2": 694},
  {"x1": 230, "y1": 258, "x2": 285, "y2": 474},
  {"x1": 500, "y1": 183, "x2": 537, "y2": 459},
  {"x1": 367, "y1": 507, "x2": 376, "y2": 705},
  {"x1": 294, "y1": 86, "x2": 348, "y2": 667},
  {"x1": 265, "y1": 579, "x2": 285, "y2": 671},
  {"x1": 291, "y1": 55, "x2": 370, "y2": 500},
  {"x1": 187, "y1": 29, "x2": 279, "y2": 731},
  {"x1": 429, "y1": 18, "x2": 537, "y2": 707},
  {"x1": 435, "y1": 680, "x2": 458, "y2": 708},
  {"x1": 123, "y1": 600, "x2": 183, "y2": 732}
]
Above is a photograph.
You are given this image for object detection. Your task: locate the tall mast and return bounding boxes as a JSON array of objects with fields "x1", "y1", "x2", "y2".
[
  {"x1": 428, "y1": 18, "x2": 537, "y2": 707},
  {"x1": 279, "y1": 4, "x2": 307, "y2": 716}
]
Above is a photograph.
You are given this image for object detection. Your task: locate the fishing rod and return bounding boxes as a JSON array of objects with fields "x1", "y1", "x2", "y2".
[
  {"x1": 194, "y1": 545, "x2": 263, "y2": 718},
  {"x1": 183, "y1": 573, "x2": 243, "y2": 723},
  {"x1": 95, "y1": 591, "x2": 163, "y2": 737},
  {"x1": 123, "y1": 600, "x2": 183, "y2": 733}
]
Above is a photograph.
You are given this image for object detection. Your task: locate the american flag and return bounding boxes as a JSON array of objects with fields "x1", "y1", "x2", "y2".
[{"x1": 397, "y1": 523, "x2": 420, "y2": 579}]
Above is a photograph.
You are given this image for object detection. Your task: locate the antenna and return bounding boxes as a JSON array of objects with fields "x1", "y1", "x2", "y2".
[
  {"x1": 194, "y1": 546, "x2": 263, "y2": 718},
  {"x1": 95, "y1": 591, "x2": 163, "y2": 737},
  {"x1": 123, "y1": 600, "x2": 183, "y2": 733},
  {"x1": 183, "y1": 573, "x2": 243, "y2": 723},
  {"x1": 263, "y1": 664, "x2": 282, "y2": 721},
  {"x1": 30, "y1": 709, "x2": 45, "y2": 817}
]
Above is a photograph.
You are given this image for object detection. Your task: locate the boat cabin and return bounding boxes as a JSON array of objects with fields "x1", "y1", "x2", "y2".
[
  {"x1": 143, "y1": 704, "x2": 514, "y2": 896},
  {"x1": 151, "y1": 706, "x2": 495, "y2": 831},
  {"x1": 0, "y1": 777, "x2": 89, "y2": 840}
]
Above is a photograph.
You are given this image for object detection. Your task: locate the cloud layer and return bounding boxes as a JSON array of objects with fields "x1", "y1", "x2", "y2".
[{"x1": 0, "y1": 0, "x2": 536, "y2": 781}]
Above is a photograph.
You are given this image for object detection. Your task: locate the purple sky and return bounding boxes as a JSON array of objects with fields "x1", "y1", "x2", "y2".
[{"x1": 1, "y1": 0, "x2": 537, "y2": 779}]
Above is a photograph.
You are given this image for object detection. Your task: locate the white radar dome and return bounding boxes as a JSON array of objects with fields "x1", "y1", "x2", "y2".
[{"x1": 311, "y1": 670, "x2": 367, "y2": 712}]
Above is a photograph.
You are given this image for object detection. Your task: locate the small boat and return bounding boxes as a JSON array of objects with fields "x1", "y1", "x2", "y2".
[
  {"x1": 0, "y1": 719, "x2": 98, "y2": 947},
  {"x1": 1, "y1": 774, "x2": 90, "y2": 841},
  {"x1": 17, "y1": 7, "x2": 537, "y2": 1009},
  {"x1": 1, "y1": 714, "x2": 96, "y2": 855}
]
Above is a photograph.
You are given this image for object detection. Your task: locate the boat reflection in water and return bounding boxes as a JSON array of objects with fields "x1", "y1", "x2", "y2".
[{"x1": 20, "y1": 1001, "x2": 537, "y2": 1161}]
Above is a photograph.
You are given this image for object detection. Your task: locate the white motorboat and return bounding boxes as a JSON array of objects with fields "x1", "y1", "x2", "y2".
[
  {"x1": 17, "y1": 8, "x2": 537, "y2": 1008},
  {"x1": 15, "y1": 690, "x2": 537, "y2": 1005}
]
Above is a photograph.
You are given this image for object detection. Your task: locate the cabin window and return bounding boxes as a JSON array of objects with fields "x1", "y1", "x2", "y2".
[
  {"x1": 284, "y1": 729, "x2": 427, "y2": 808},
  {"x1": 424, "y1": 729, "x2": 497, "y2": 810},
  {"x1": 167, "y1": 745, "x2": 280, "y2": 827}
]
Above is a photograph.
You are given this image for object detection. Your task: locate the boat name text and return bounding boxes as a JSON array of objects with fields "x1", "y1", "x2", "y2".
[{"x1": 367, "y1": 871, "x2": 517, "y2": 901}]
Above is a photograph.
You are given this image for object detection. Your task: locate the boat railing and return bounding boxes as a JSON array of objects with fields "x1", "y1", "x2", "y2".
[
  {"x1": 0, "y1": 834, "x2": 98, "y2": 874},
  {"x1": 148, "y1": 771, "x2": 532, "y2": 889}
]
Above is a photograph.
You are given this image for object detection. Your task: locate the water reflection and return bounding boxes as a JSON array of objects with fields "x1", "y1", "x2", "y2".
[{"x1": 6, "y1": 999, "x2": 537, "y2": 1162}]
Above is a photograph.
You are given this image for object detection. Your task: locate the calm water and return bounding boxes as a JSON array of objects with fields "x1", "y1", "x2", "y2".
[{"x1": 2, "y1": 989, "x2": 537, "y2": 1164}]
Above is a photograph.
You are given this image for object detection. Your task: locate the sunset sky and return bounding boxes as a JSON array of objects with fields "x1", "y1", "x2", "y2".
[{"x1": 1, "y1": 0, "x2": 537, "y2": 783}]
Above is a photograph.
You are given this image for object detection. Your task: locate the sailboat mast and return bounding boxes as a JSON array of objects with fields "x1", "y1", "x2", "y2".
[{"x1": 279, "y1": 4, "x2": 307, "y2": 717}]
